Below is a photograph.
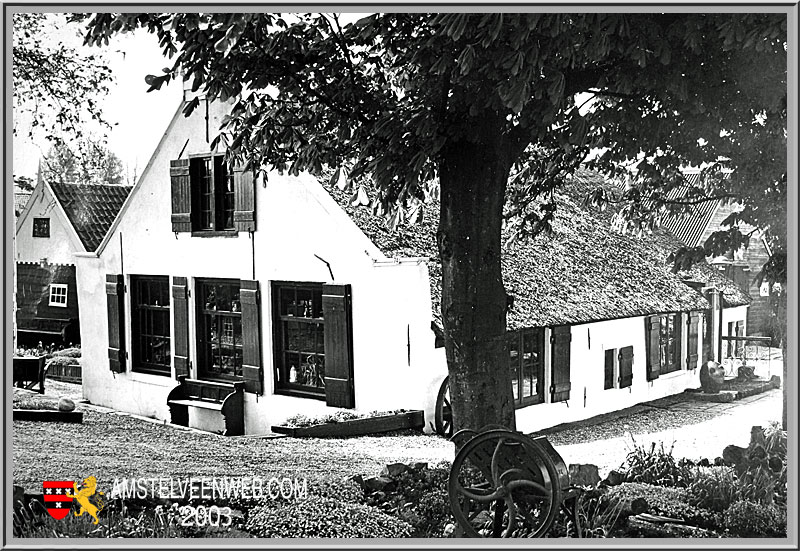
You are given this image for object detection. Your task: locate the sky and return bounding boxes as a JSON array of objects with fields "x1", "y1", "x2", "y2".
[
  {"x1": 13, "y1": 19, "x2": 184, "y2": 182},
  {"x1": 13, "y1": 12, "x2": 369, "y2": 183}
]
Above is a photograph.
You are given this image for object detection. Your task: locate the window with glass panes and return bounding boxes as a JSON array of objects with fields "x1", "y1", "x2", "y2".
[
  {"x1": 273, "y1": 282, "x2": 326, "y2": 396},
  {"x1": 191, "y1": 155, "x2": 235, "y2": 231},
  {"x1": 659, "y1": 313, "x2": 681, "y2": 374},
  {"x1": 131, "y1": 276, "x2": 171, "y2": 375},
  {"x1": 196, "y1": 279, "x2": 243, "y2": 379},
  {"x1": 508, "y1": 328, "x2": 544, "y2": 407}
]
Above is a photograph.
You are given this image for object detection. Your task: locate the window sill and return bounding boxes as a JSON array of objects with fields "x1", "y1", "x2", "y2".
[
  {"x1": 132, "y1": 367, "x2": 171, "y2": 377},
  {"x1": 514, "y1": 396, "x2": 543, "y2": 410},
  {"x1": 658, "y1": 369, "x2": 688, "y2": 380},
  {"x1": 191, "y1": 230, "x2": 238, "y2": 238},
  {"x1": 275, "y1": 388, "x2": 326, "y2": 402}
]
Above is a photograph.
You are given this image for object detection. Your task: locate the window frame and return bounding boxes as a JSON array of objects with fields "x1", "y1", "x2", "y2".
[
  {"x1": 32, "y1": 217, "x2": 50, "y2": 238},
  {"x1": 659, "y1": 313, "x2": 682, "y2": 375},
  {"x1": 130, "y1": 275, "x2": 172, "y2": 376},
  {"x1": 195, "y1": 278, "x2": 244, "y2": 382},
  {"x1": 604, "y1": 348, "x2": 617, "y2": 390},
  {"x1": 189, "y1": 154, "x2": 236, "y2": 234},
  {"x1": 508, "y1": 328, "x2": 545, "y2": 408},
  {"x1": 48, "y1": 284, "x2": 68, "y2": 307},
  {"x1": 272, "y1": 281, "x2": 327, "y2": 400}
]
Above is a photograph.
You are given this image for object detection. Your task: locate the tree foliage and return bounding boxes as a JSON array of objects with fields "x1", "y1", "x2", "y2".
[
  {"x1": 40, "y1": 138, "x2": 126, "y2": 186},
  {"x1": 79, "y1": 12, "x2": 788, "y2": 431},
  {"x1": 12, "y1": 12, "x2": 114, "y2": 144}
]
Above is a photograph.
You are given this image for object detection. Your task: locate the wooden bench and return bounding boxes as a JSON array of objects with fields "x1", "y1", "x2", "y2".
[
  {"x1": 448, "y1": 426, "x2": 580, "y2": 538},
  {"x1": 167, "y1": 377, "x2": 245, "y2": 436}
]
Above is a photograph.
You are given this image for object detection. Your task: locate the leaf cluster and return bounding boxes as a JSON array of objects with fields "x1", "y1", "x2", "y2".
[{"x1": 13, "y1": 13, "x2": 114, "y2": 144}]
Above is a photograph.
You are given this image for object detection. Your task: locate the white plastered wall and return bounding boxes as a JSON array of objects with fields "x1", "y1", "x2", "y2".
[{"x1": 75, "y1": 99, "x2": 445, "y2": 434}]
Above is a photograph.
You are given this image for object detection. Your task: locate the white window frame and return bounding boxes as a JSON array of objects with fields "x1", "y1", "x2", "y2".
[{"x1": 49, "y1": 284, "x2": 68, "y2": 307}]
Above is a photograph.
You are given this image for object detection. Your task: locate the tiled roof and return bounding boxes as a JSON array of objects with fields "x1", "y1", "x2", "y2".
[
  {"x1": 323, "y1": 169, "x2": 714, "y2": 329},
  {"x1": 659, "y1": 172, "x2": 721, "y2": 248},
  {"x1": 49, "y1": 183, "x2": 132, "y2": 252}
]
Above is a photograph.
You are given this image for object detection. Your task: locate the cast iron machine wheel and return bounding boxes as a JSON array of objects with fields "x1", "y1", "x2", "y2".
[{"x1": 448, "y1": 428, "x2": 564, "y2": 538}]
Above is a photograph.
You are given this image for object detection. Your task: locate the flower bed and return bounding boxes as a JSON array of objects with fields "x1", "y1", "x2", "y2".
[{"x1": 271, "y1": 410, "x2": 425, "y2": 438}]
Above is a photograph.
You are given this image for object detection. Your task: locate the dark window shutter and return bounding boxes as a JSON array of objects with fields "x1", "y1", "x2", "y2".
[
  {"x1": 619, "y1": 346, "x2": 634, "y2": 388},
  {"x1": 233, "y1": 165, "x2": 256, "y2": 232},
  {"x1": 322, "y1": 284, "x2": 355, "y2": 408},
  {"x1": 550, "y1": 325, "x2": 571, "y2": 402},
  {"x1": 687, "y1": 312, "x2": 700, "y2": 369},
  {"x1": 172, "y1": 277, "x2": 190, "y2": 378},
  {"x1": 645, "y1": 316, "x2": 661, "y2": 381},
  {"x1": 240, "y1": 280, "x2": 263, "y2": 394},
  {"x1": 170, "y1": 159, "x2": 191, "y2": 232},
  {"x1": 106, "y1": 274, "x2": 126, "y2": 373}
]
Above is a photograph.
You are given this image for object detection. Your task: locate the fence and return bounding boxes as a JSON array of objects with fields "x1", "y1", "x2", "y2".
[
  {"x1": 45, "y1": 361, "x2": 82, "y2": 383},
  {"x1": 719, "y1": 335, "x2": 773, "y2": 379}
]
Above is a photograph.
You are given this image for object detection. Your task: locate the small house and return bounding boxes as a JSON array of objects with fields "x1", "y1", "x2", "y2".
[{"x1": 15, "y1": 172, "x2": 131, "y2": 346}]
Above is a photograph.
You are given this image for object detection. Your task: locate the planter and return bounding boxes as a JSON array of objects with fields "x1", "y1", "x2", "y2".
[
  {"x1": 272, "y1": 410, "x2": 424, "y2": 438},
  {"x1": 13, "y1": 409, "x2": 83, "y2": 423},
  {"x1": 13, "y1": 356, "x2": 46, "y2": 394}
]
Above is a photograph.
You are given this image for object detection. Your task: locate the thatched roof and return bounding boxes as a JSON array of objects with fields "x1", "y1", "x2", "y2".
[{"x1": 323, "y1": 169, "x2": 736, "y2": 329}]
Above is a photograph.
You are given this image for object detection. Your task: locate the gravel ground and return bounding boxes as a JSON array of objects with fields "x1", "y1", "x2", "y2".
[{"x1": 13, "y1": 380, "x2": 782, "y2": 492}]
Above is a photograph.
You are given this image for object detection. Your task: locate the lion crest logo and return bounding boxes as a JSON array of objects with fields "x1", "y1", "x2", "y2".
[{"x1": 64, "y1": 476, "x2": 105, "y2": 524}]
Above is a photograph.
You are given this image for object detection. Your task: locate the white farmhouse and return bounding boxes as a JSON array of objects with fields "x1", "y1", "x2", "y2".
[{"x1": 74, "y1": 97, "x2": 749, "y2": 436}]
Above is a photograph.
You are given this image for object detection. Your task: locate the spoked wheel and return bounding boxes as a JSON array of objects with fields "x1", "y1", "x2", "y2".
[
  {"x1": 448, "y1": 429, "x2": 563, "y2": 538},
  {"x1": 434, "y1": 376, "x2": 453, "y2": 438}
]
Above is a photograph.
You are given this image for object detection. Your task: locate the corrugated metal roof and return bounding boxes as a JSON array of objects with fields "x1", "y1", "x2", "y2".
[
  {"x1": 14, "y1": 192, "x2": 32, "y2": 218},
  {"x1": 659, "y1": 172, "x2": 721, "y2": 248}
]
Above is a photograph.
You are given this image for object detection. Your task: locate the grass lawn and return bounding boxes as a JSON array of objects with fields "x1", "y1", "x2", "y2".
[{"x1": 13, "y1": 389, "x2": 454, "y2": 493}]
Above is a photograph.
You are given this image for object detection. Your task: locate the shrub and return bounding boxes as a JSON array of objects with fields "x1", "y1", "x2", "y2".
[
  {"x1": 13, "y1": 498, "x2": 246, "y2": 538},
  {"x1": 245, "y1": 496, "x2": 412, "y2": 537},
  {"x1": 607, "y1": 483, "x2": 720, "y2": 530},
  {"x1": 688, "y1": 466, "x2": 739, "y2": 513},
  {"x1": 281, "y1": 409, "x2": 410, "y2": 428},
  {"x1": 52, "y1": 347, "x2": 82, "y2": 358},
  {"x1": 47, "y1": 355, "x2": 80, "y2": 368},
  {"x1": 310, "y1": 477, "x2": 364, "y2": 503},
  {"x1": 362, "y1": 462, "x2": 452, "y2": 537},
  {"x1": 723, "y1": 500, "x2": 786, "y2": 537},
  {"x1": 621, "y1": 439, "x2": 693, "y2": 488}
]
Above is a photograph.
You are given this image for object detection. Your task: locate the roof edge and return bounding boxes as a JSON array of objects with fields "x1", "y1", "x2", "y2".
[{"x1": 95, "y1": 100, "x2": 187, "y2": 256}]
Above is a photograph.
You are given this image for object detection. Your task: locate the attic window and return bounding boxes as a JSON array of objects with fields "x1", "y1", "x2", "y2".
[
  {"x1": 49, "y1": 284, "x2": 68, "y2": 307},
  {"x1": 33, "y1": 218, "x2": 50, "y2": 238},
  {"x1": 192, "y1": 155, "x2": 235, "y2": 231}
]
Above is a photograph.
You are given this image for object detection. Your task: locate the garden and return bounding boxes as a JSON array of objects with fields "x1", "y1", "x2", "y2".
[{"x1": 12, "y1": 384, "x2": 787, "y2": 539}]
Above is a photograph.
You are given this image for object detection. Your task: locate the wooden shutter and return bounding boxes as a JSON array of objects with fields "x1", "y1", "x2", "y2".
[
  {"x1": 233, "y1": 165, "x2": 256, "y2": 232},
  {"x1": 240, "y1": 280, "x2": 263, "y2": 394},
  {"x1": 550, "y1": 325, "x2": 571, "y2": 402},
  {"x1": 645, "y1": 316, "x2": 661, "y2": 381},
  {"x1": 619, "y1": 346, "x2": 634, "y2": 388},
  {"x1": 322, "y1": 284, "x2": 355, "y2": 408},
  {"x1": 687, "y1": 312, "x2": 700, "y2": 369},
  {"x1": 170, "y1": 159, "x2": 192, "y2": 232},
  {"x1": 172, "y1": 277, "x2": 190, "y2": 378},
  {"x1": 106, "y1": 274, "x2": 126, "y2": 373}
]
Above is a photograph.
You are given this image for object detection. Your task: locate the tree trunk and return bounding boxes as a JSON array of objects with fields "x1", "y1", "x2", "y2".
[{"x1": 437, "y1": 121, "x2": 516, "y2": 434}]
